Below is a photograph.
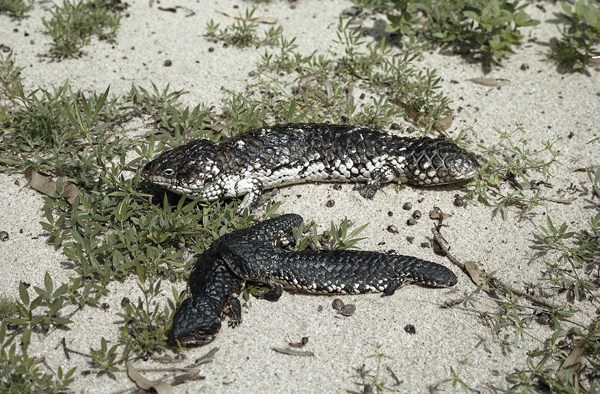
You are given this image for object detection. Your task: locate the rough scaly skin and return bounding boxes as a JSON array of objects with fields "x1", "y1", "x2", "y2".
[
  {"x1": 169, "y1": 215, "x2": 305, "y2": 346},
  {"x1": 216, "y1": 214, "x2": 457, "y2": 299},
  {"x1": 170, "y1": 215, "x2": 457, "y2": 346},
  {"x1": 142, "y1": 124, "x2": 480, "y2": 213},
  {"x1": 168, "y1": 245, "x2": 244, "y2": 346}
]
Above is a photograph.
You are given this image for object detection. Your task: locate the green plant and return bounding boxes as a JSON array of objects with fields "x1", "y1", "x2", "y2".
[
  {"x1": 552, "y1": 0, "x2": 600, "y2": 70},
  {"x1": 0, "y1": 51, "x2": 23, "y2": 92},
  {"x1": 116, "y1": 265, "x2": 177, "y2": 357},
  {"x1": 385, "y1": 0, "x2": 540, "y2": 63},
  {"x1": 9, "y1": 276, "x2": 73, "y2": 346},
  {"x1": 0, "y1": 0, "x2": 33, "y2": 17},
  {"x1": 1, "y1": 322, "x2": 76, "y2": 393},
  {"x1": 89, "y1": 337, "x2": 119, "y2": 373},
  {"x1": 353, "y1": 344, "x2": 394, "y2": 393},
  {"x1": 438, "y1": 366, "x2": 471, "y2": 392},
  {"x1": 42, "y1": 0, "x2": 123, "y2": 57},
  {"x1": 464, "y1": 123, "x2": 562, "y2": 220},
  {"x1": 206, "y1": 8, "x2": 260, "y2": 47},
  {"x1": 0, "y1": 295, "x2": 16, "y2": 321}
]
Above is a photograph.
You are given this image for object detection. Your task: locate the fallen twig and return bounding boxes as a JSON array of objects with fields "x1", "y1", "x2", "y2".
[
  {"x1": 272, "y1": 348, "x2": 315, "y2": 357},
  {"x1": 431, "y1": 226, "x2": 556, "y2": 309}
]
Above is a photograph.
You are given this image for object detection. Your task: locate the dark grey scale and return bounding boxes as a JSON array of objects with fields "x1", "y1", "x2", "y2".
[
  {"x1": 169, "y1": 215, "x2": 304, "y2": 346},
  {"x1": 142, "y1": 123, "x2": 481, "y2": 214},
  {"x1": 168, "y1": 244, "x2": 245, "y2": 347},
  {"x1": 216, "y1": 215, "x2": 458, "y2": 300}
]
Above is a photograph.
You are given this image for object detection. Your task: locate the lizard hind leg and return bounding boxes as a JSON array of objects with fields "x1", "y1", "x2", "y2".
[
  {"x1": 381, "y1": 277, "x2": 407, "y2": 297},
  {"x1": 259, "y1": 284, "x2": 284, "y2": 301}
]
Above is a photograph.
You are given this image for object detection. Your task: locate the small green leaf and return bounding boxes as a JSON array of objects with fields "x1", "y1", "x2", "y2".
[{"x1": 19, "y1": 282, "x2": 30, "y2": 306}]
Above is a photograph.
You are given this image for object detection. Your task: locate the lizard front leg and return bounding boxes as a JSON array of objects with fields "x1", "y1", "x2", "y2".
[
  {"x1": 360, "y1": 165, "x2": 397, "y2": 199},
  {"x1": 221, "y1": 176, "x2": 264, "y2": 214}
]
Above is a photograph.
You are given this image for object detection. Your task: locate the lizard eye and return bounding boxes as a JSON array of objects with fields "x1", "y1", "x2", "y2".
[{"x1": 163, "y1": 168, "x2": 175, "y2": 177}]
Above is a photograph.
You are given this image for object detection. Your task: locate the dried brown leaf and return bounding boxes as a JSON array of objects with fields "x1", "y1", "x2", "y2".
[
  {"x1": 557, "y1": 339, "x2": 586, "y2": 383},
  {"x1": 25, "y1": 167, "x2": 81, "y2": 206},
  {"x1": 467, "y1": 78, "x2": 509, "y2": 87},
  {"x1": 127, "y1": 362, "x2": 175, "y2": 394},
  {"x1": 151, "y1": 354, "x2": 181, "y2": 364},
  {"x1": 438, "y1": 113, "x2": 453, "y2": 129},
  {"x1": 464, "y1": 261, "x2": 486, "y2": 288}
]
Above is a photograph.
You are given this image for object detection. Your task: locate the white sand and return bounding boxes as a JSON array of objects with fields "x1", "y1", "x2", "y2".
[{"x1": 1, "y1": 0, "x2": 599, "y2": 392}]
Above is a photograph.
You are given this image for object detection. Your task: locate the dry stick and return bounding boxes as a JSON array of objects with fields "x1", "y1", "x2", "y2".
[{"x1": 431, "y1": 226, "x2": 556, "y2": 309}]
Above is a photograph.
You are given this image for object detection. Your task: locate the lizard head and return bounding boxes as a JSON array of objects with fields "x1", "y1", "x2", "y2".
[
  {"x1": 168, "y1": 296, "x2": 222, "y2": 347},
  {"x1": 141, "y1": 139, "x2": 217, "y2": 197}
]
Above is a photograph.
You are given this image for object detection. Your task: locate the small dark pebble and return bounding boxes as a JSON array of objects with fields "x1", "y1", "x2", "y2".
[
  {"x1": 407, "y1": 218, "x2": 416, "y2": 226},
  {"x1": 387, "y1": 249, "x2": 396, "y2": 254},
  {"x1": 317, "y1": 305, "x2": 323, "y2": 312},
  {"x1": 364, "y1": 383, "x2": 373, "y2": 394},
  {"x1": 352, "y1": 183, "x2": 362, "y2": 191},
  {"x1": 208, "y1": 47, "x2": 214, "y2": 52},
  {"x1": 164, "y1": 60, "x2": 172, "y2": 67},
  {"x1": 0, "y1": 231, "x2": 8, "y2": 241},
  {"x1": 390, "y1": 123, "x2": 400, "y2": 130},
  {"x1": 249, "y1": 71, "x2": 256, "y2": 77},
  {"x1": 359, "y1": 93, "x2": 365, "y2": 99},
  {"x1": 19, "y1": 229, "x2": 23, "y2": 233},
  {"x1": 326, "y1": 200, "x2": 335, "y2": 207},
  {"x1": 23, "y1": 282, "x2": 30, "y2": 288},
  {"x1": 402, "y1": 202, "x2": 412, "y2": 210},
  {"x1": 81, "y1": 370, "x2": 91, "y2": 376},
  {"x1": 332, "y1": 299, "x2": 344, "y2": 311},
  {"x1": 406, "y1": 236, "x2": 414, "y2": 243},
  {"x1": 101, "y1": 303, "x2": 110, "y2": 310},
  {"x1": 341, "y1": 304, "x2": 356, "y2": 316},
  {"x1": 420, "y1": 241, "x2": 430, "y2": 248},
  {"x1": 520, "y1": 63, "x2": 529, "y2": 71},
  {"x1": 121, "y1": 297, "x2": 130, "y2": 307},
  {"x1": 412, "y1": 210, "x2": 421, "y2": 220},
  {"x1": 454, "y1": 195, "x2": 464, "y2": 207},
  {"x1": 404, "y1": 324, "x2": 416, "y2": 334},
  {"x1": 378, "y1": 241, "x2": 385, "y2": 246},
  {"x1": 342, "y1": 6, "x2": 362, "y2": 16},
  {"x1": 387, "y1": 211, "x2": 393, "y2": 217},
  {"x1": 223, "y1": 43, "x2": 228, "y2": 48},
  {"x1": 535, "y1": 313, "x2": 551, "y2": 325},
  {"x1": 14, "y1": 180, "x2": 19, "y2": 186},
  {"x1": 386, "y1": 225, "x2": 398, "y2": 234},
  {"x1": 290, "y1": 4, "x2": 296, "y2": 9},
  {"x1": 333, "y1": 184, "x2": 342, "y2": 190}
]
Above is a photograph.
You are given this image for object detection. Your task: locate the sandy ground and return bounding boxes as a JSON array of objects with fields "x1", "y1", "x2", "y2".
[{"x1": 1, "y1": 0, "x2": 599, "y2": 393}]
